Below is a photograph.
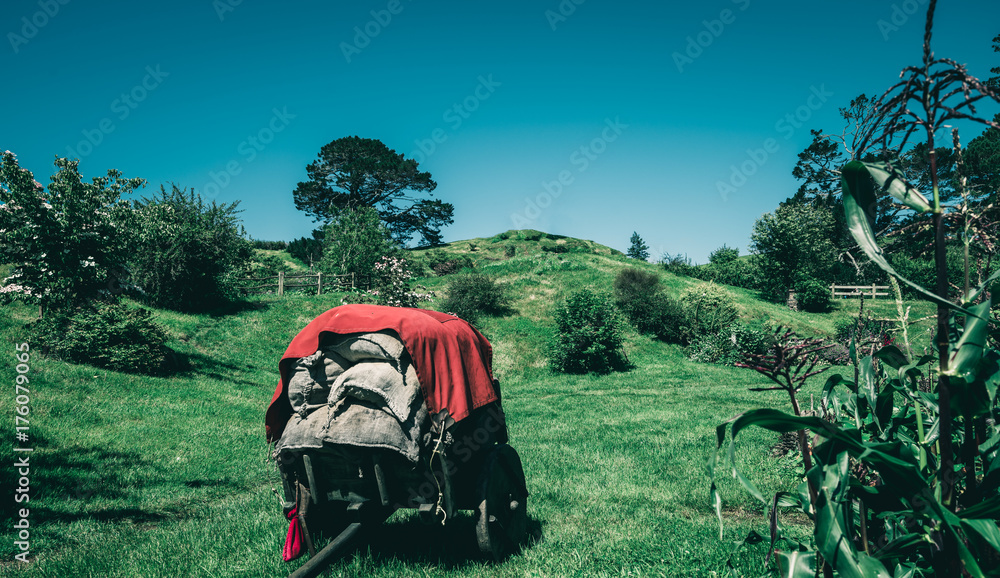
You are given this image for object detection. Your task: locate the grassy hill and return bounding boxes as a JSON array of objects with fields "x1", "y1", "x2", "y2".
[{"x1": 0, "y1": 230, "x2": 934, "y2": 576}]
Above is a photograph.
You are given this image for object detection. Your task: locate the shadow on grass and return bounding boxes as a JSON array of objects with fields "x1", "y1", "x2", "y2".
[
  {"x1": 177, "y1": 351, "x2": 268, "y2": 388},
  {"x1": 0, "y1": 430, "x2": 174, "y2": 526},
  {"x1": 315, "y1": 512, "x2": 544, "y2": 570}
]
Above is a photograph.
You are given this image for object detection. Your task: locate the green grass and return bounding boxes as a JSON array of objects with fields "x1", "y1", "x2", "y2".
[{"x1": 0, "y1": 231, "x2": 931, "y2": 576}]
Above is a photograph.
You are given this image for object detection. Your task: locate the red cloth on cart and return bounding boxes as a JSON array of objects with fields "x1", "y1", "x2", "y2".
[{"x1": 265, "y1": 304, "x2": 499, "y2": 442}]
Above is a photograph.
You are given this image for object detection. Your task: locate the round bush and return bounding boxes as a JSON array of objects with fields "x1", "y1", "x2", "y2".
[
  {"x1": 613, "y1": 268, "x2": 689, "y2": 343},
  {"x1": 31, "y1": 300, "x2": 173, "y2": 375},
  {"x1": 439, "y1": 273, "x2": 511, "y2": 324},
  {"x1": 795, "y1": 277, "x2": 833, "y2": 312},
  {"x1": 550, "y1": 289, "x2": 628, "y2": 374},
  {"x1": 680, "y1": 283, "x2": 739, "y2": 339}
]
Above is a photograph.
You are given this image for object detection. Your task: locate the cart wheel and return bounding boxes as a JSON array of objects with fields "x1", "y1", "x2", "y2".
[{"x1": 475, "y1": 444, "x2": 528, "y2": 561}]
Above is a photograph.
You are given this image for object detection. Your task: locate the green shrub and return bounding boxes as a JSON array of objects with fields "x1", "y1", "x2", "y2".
[
  {"x1": 679, "y1": 283, "x2": 739, "y2": 339},
  {"x1": 426, "y1": 250, "x2": 474, "y2": 276},
  {"x1": 794, "y1": 276, "x2": 833, "y2": 312},
  {"x1": 504, "y1": 245, "x2": 516, "y2": 258},
  {"x1": 30, "y1": 300, "x2": 173, "y2": 375},
  {"x1": 549, "y1": 289, "x2": 628, "y2": 374},
  {"x1": 834, "y1": 313, "x2": 895, "y2": 348},
  {"x1": 613, "y1": 268, "x2": 688, "y2": 343},
  {"x1": 708, "y1": 244, "x2": 740, "y2": 265},
  {"x1": 660, "y1": 253, "x2": 696, "y2": 277},
  {"x1": 439, "y1": 272, "x2": 512, "y2": 324},
  {"x1": 130, "y1": 185, "x2": 254, "y2": 312},
  {"x1": 688, "y1": 322, "x2": 772, "y2": 365},
  {"x1": 321, "y1": 206, "x2": 398, "y2": 282}
]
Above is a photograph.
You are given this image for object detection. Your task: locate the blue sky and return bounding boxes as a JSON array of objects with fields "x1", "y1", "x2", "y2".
[{"x1": 3, "y1": 0, "x2": 998, "y2": 263}]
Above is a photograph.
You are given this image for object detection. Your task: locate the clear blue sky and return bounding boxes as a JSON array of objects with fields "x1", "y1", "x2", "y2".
[{"x1": 3, "y1": 0, "x2": 998, "y2": 263}]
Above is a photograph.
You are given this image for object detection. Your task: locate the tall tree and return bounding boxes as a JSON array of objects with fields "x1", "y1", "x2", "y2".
[
  {"x1": 750, "y1": 203, "x2": 839, "y2": 301},
  {"x1": 626, "y1": 232, "x2": 650, "y2": 261},
  {"x1": 292, "y1": 136, "x2": 452, "y2": 246}
]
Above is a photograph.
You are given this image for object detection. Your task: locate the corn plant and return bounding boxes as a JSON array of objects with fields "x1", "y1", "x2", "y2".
[{"x1": 709, "y1": 2, "x2": 1000, "y2": 575}]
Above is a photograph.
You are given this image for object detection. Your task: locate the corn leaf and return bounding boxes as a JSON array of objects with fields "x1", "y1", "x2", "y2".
[{"x1": 841, "y1": 161, "x2": 980, "y2": 317}]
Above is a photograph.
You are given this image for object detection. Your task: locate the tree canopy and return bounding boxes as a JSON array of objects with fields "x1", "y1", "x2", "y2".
[{"x1": 292, "y1": 136, "x2": 453, "y2": 246}]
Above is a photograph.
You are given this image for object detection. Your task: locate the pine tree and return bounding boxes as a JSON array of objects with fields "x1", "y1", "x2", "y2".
[{"x1": 627, "y1": 232, "x2": 650, "y2": 261}]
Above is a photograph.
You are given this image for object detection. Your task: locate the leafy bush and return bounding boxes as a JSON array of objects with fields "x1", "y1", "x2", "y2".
[
  {"x1": 688, "y1": 322, "x2": 772, "y2": 365},
  {"x1": 794, "y1": 276, "x2": 832, "y2": 312},
  {"x1": 504, "y1": 245, "x2": 516, "y2": 258},
  {"x1": 679, "y1": 283, "x2": 739, "y2": 339},
  {"x1": 30, "y1": 300, "x2": 173, "y2": 375},
  {"x1": 550, "y1": 289, "x2": 628, "y2": 374},
  {"x1": 130, "y1": 185, "x2": 254, "y2": 312},
  {"x1": 0, "y1": 153, "x2": 143, "y2": 312},
  {"x1": 709, "y1": 244, "x2": 740, "y2": 265},
  {"x1": 660, "y1": 252, "x2": 696, "y2": 277},
  {"x1": 613, "y1": 268, "x2": 688, "y2": 343},
  {"x1": 439, "y1": 272, "x2": 512, "y2": 324},
  {"x1": 518, "y1": 230, "x2": 546, "y2": 242},
  {"x1": 321, "y1": 206, "x2": 398, "y2": 280}
]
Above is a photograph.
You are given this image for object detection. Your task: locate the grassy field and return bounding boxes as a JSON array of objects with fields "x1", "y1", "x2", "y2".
[{"x1": 0, "y1": 232, "x2": 934, "y2": 577}]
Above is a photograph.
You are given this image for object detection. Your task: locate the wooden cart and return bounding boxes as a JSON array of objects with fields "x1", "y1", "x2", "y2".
[{"x1": 265, "y1": 306, "x2": 529, "y2": 577}]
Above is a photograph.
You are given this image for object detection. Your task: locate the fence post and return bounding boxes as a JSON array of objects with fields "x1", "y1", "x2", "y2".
[
  {"x1": 871, "y1": 283, "x2": 876, "y2": 298},
  {"x1": 831, "y1": 283, "x2": 835, "y2": 298},
  {"x1": 316, "y1": 272, "x2": 322, "y2": 296},
  {"x1": 351, "y1": 272, "x2": 355, "y2": 290},
  {"x1": 278, "y1": 271, "x2": 284, "y2": 296}
]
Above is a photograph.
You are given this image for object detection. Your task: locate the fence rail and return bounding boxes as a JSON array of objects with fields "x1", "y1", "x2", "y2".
[
  {"x1": 830, "y1": 284, "x2": 889, "y2": 299},
  {"x1": 239, "y1": 271, "x2": 356, "y2": 296}
]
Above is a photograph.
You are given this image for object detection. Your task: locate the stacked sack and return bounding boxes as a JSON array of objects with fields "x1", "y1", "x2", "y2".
[{"x1": 273, "y1": 330, "x2": 431, "y2": 464}]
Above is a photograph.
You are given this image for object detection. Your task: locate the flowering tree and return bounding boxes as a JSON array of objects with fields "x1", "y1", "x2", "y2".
[
  {"x1": 0, "y1": 152, "x2": 144, "y2": 314},
  {"x1": 359, "y1": 256, "x2": 433, "y2": 307}
]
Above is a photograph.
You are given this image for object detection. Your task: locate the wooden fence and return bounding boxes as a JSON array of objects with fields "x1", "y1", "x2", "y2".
[
  {"x1": 830, "y1": 284, "x2": 889, "y2": 299},
  {"x1": 240, "y1": 271, "x2": 355, "y2": 296}
]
